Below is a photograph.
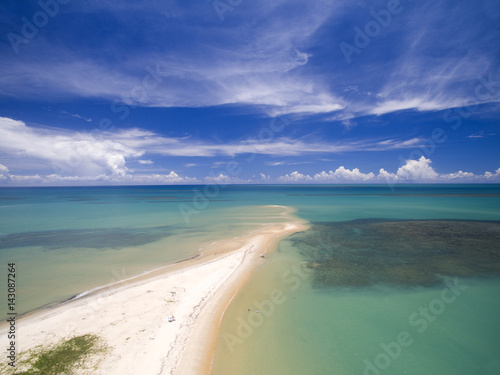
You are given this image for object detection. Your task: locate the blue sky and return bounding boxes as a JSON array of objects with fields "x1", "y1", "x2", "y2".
[{"x1": 0, "y1": 0, "x2": 499, "y2": 185}]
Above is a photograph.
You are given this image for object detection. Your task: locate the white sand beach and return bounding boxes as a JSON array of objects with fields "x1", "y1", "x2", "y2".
[{"x1": 0, "y1": 219, "x2": 307, "y2": 375}]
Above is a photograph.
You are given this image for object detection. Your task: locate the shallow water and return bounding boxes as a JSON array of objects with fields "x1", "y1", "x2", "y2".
[
  {"x1": 211, "y1": 184, "x2": 500, "y2": 375},
  {"x1": 213, "y1": 243, "x2": 500, "y2": 375},
  {"x1": 0, "y1": 186, "x2": 291, "y2": 317}
]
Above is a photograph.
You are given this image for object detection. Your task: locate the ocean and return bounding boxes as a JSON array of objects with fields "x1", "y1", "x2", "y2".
[{"x1": 1, "y1": 184, "x2": 500, "y2": 374}]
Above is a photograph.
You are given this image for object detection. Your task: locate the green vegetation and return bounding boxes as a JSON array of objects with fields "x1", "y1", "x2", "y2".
[{"x1": 0, "y1": 334, "x2": 107, "y2": 375}]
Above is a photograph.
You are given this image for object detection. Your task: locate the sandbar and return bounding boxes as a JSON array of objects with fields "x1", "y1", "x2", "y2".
[{"x1": 0, "y1": 213, "x2": 307, "y2": 375}]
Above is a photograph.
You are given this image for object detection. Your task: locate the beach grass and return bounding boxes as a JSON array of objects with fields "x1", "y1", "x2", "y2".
[{"x1": 0, "y1": 334, "x2": 107, "y2": 375}]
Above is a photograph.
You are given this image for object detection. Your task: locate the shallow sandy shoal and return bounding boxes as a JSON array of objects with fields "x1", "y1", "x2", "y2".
[{"x1": 0, "y1": 217, "x2": 307, "y2": 375}]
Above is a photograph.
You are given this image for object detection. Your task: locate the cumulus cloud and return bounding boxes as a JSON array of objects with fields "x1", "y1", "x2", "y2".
[
  {"x1": 484, "y1": 168, "x2": 500, "y2": 179},
  {"x1": 441, "y1": 171, "x2": 476, "y2": 180},
  {"x1": 313, "y1": 166, "x2": 375, "y2": 182},
  {"x1": 377, "y1": 168, "x2": 398, "y2": 182},
  {"x1": 138, "y1": 159, "x2": 154, "y2": 165},
  {"x1": 300, "y1": 158, "x2": 438, "y2": 184},
  {"x1": 278, "y1": 171, "x2": 312, "y2": 182},
  {"x1": 395, "y1": 156, "x2": 439, "y2": 181},
  {"x1": 204, "y1": 173, "x2": 231, "y2": 183},
  {"x1": 275, "y1": 157, "x2": 500, "y2": 184},
  {"x1": 147, "y1": 171, "x2": 198, "y2": 184},
  {"x1": 0, "y1": 163, "x2": 8, "y2": 179},
  {"x1": 203, "y1": 173, "x2": 248, "y2": 184}
]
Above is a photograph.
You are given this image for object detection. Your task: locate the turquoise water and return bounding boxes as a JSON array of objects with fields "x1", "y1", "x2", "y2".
[
  {"x1": 209, "y1": 184, "x2": 500, "y2": 375},
  {"x1": 233, "y1": 273, "x2": 500, "y2": 375},
  {"x1": 1, "y1": 185, "x2": 500, "y2": 374},
  {"x1": 0, "y1": 186, "x2": 292, "y2": 316}
]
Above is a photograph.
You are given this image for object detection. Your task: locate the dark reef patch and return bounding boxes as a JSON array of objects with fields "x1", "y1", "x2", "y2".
[
  {"x1": 0, "y1": 225, "x2": 180, "y2": 250},
  {"x1": 290, "y1": 220, "x2": 500, "y2": 288}
]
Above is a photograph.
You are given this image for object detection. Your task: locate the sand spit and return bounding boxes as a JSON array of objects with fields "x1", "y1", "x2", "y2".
[{"x1": 1, "y1": 218, "x2": 307, "y2": 375}]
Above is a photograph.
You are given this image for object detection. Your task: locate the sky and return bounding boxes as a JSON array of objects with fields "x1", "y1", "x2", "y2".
[{"x1": 0, "y1": 0, "x2": 499, "y2": 185}]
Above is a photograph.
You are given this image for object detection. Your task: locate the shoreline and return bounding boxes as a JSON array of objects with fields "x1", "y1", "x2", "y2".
[
  {"x1": 182, "y1": 221, "x2": 309, "y2": 375},
  {"x1": 0, "y1": 208, "x2": 308, "y2": 374}
]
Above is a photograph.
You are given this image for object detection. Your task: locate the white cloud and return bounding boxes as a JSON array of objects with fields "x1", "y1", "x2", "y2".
[
  {"x1": 395, "y1": 156, "x2": 439, "y2": 181},
  {"x1": 441, "y1": 171, "x2": 475, "y2": 180},
  {"x1": 278, "y1": 171, "x2": 312, "y2": 182},
  {"x1": 341, "y1": 119, "x2": 356, "y2": 130},
  {"x1": 204, "y1": 173, "x2": 230, "y2": 184},
  {"x1": 360, "y1": 0, "x2": 500, "y2": 117},
  {"x1": 1, "y1": 1, "x2": 498, "y2": 121},
  {"x1": 0, "y1": 171, "x2": 199, "y2": 186},
  {"x1": 203, "y1": 173, "x2": 249, "y2": 184},
  {"x1": 1, "y1": 118, "x2": 498, "y2": 186},
  {"x1": 0, "y1": 56, "x2": 345, "y2": 118},
  {"x1": 484, "y1": 168, "x2": 500, "y2": 179},
  {"x1": 0, "y1": 1, "x2": 347, "y2": 117},
  {"x1": 313, "y1": 167, "x2": 375, "y2": 182},
  {"x1": 0, "y1": 117, "x2": 142, "y2": 177},
  {"x1": 275, "y1": 157, "x2": 500, "y2": 184},
  {"x1": 45, "y1": 174, "x2": 110, "y2": 182},
  {"x1": 60, "y1": 111, "x2": 92, "y2": 122},
  {"x1": 8, "y1": 174, "x2": 43, "y2": 182},
  {"x1": 0, "y1": 117, "x2": 432, "y2": 181},
  {"x1": 339, "y1": 2, "x2": 500, "y2": 118},
  {"x1": 156, "y1": 137, "x2": 426, "y2": 157},
  {"x1": 266, "y1": 160, "x2": 312, "y2": 166},
  {"x1": 468, "y1": 132, "x2": 496, "y2": 139},
  {"x1": 148, "y1": 171, "x2": 198, "y2": 184},
  {"x1": 2, "y1": 154, "x2": 499, "y2": 186},
  {"x1": 370, "y1": 98, "x2": 461, "y2": 116},
  {"x1": 344, "y1": 86, "x2": 358, "y2": 93},
  {"x1": 377, "y1": 168, "x2": 398, "y2": 182}
]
